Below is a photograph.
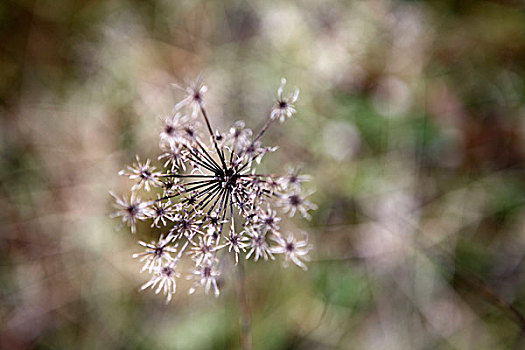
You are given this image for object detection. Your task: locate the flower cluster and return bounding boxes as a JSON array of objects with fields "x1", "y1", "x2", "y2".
[{"x1": 111, "y1": 77, "x2": 315, "y2": 302}]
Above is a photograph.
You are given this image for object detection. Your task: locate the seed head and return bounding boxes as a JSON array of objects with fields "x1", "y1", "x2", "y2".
[{"x1": 112, "y1": 77, "x2": 315, "y2": 301}]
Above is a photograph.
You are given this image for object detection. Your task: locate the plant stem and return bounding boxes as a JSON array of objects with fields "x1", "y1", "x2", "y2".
[
  {"x1": 198, "y1": 102, "x2": 228, "y2": 170},
  {"x1": 253, "y1": 116, "x2": 274, "y2": 144},
  {"x1": 237, "y1": 260, "x2": 252, "y2": 350}
]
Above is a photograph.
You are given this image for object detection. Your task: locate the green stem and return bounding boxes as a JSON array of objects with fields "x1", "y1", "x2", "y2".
[{"x1": 237, "y1": 260, "x2": 252, "y2": 350}]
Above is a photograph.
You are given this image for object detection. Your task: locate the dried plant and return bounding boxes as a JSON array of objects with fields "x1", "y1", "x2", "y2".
[{"x1": 111, "y1": 77, "x2": 315, "y2": 302}]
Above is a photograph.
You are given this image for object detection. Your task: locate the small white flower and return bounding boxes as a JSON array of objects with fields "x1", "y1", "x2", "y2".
[
  {"x1": 110, "y1": 192, "x2": 148, "y2": 234},
  {"x1": 160, "y1": 113, "x2": 201, "y2": 147},
  {"x1": 158, "y1": 143, "x2": 189, "y2": 171},
  {"x1": 161, "y1": 178, "x2": 185, "y2": 197},
  {"x1": 171, "y1": 77, "x2": 208, "y2": 119},
  {"x1": 246, "y1": 228, "x2": 274, "y2": 261},
  {"x1": 264, "y1": 176, "x2": 282, "y2": 195},
  {"x1": 278, "y1": 167, "x2": 312, "y2": 191},
  {"x1": 141, "y1": 261, "x2": 180, "y2": 303},
  {"x1": 133, "y1": 235, "x2": 178, "y2": 273},
  {"x1": 189, "y1": 235, "x2": 218, "y2": 266},
  {"x1": 168, "y1": 211, "x2": 204, "y2": 240},
  {"x1": 226, "y1": 121, "x2": 253, "y2": 153},
  {"x1": 118, "y1": 155, "x2": 163, "y2": 192},
  {"x1": 270, "y1": 78, "x2": 299, "y2": 122},
  {"x1": 256, "y1": 206, "x2": 281, "y2": 232},
  {"x1": 147, "y1": 198, "x2": 177, "y2": 227},
  {"x1": 187, "y1": 260, "x2": 221, "y2": 297},
  {"x1": 271, "y1": 232, "x2": 311, "y2": 270},
  {"x1": 205, "y1": 210, "x2": 228, "y2": 235},
  {"x1": 220, "y1": 221, "x2": 249, "y2": 264},
  {"x1": 279, "y1": 191, "x2": 317, "y2": 220},
  {"x1": 237, "y1": 141, "x2": 277, "y2": 166}
]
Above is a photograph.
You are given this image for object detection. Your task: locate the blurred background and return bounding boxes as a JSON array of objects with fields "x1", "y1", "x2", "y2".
[{"x1": 2, "y1": 0, "x2": 525, "y2": 349}]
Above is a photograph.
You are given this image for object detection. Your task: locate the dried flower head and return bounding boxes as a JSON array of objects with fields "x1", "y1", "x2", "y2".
[{"x1": 112, "y1": 77, "x2": 314, "y2": 301}]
